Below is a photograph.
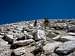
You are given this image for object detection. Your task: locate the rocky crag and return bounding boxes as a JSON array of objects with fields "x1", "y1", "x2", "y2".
[{"x1": 0, "y1": 19, "x2": 75, "y2": 56}]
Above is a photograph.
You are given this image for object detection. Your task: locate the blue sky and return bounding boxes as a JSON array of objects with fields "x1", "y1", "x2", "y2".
[{"x1": 0, "y1": 0, "x2": 75, "y2": 24}]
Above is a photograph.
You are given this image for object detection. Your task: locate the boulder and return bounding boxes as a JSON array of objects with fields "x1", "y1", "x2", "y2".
[
  {"x1": 68, "y1": 32, "x2": 75, "y2": 36},
  {"x1": 35, "y1": 40, "x2": 46, "y2": 47},
  {"x1": 34, "y1": 29, "x2": 46, "y2": 41},
  {"x1": 43, "y1": 42, "x2": 62, "y2": 55},
  {"x1": 52, "y1": 35, "x2": 61, "y2": 40},
  {"x1": 0, "y1": 38, "x2": 11, "y2": 56},
  {"x1": 53, "y1": 35, "x2": 75, "y2": 42},
  {"x1": 24, "y1": 46, "x2": 35, "y2": 56},
  {"x1": 13, "y1": 47, "x2": 26, "y2": 56},
  {"x1": 60, "y1": 36, "x2": 75, "y2": 41},
  {"x1": 55, "y1": 41, "x2": 75, "y2": 55},
  {"x1": 13, "y1": 39, "x2": 34, "y2": 46}
]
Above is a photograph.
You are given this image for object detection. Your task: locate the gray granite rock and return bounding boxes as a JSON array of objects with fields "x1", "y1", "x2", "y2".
[
  {"x1": 33, "y1": 29, "x2": 46, "y2": 41},
  {"x1": 55, "y1": 41, "x2": 75, "y2": 55},
  {"x1": 0, "y1": 38, "x2": 11, "y2": 56},
  {"x1": 13, "y1": 39, "x2": 34, "y2": 46},
  {"x1": 53, "y1": 35, "x2": 75, "y2": 42},
  {"x1": 13, "y1": 47, "x2": 26, "y2": 56},
  {"x1": 43, "y1": 42, "x2": 62, "y2": 55}
]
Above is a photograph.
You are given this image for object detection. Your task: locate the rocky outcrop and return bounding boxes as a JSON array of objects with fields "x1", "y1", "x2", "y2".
[{"x1": 0, "y1": 19, "x2": 75, "y2": 56}]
